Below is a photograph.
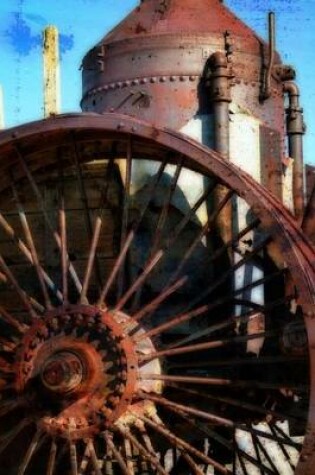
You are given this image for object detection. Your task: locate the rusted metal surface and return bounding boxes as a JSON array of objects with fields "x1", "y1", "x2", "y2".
[
  {"x1": 283, "y1": 81, "x2": 305, "y2": 221},
  {"x1": 0, "y1": 114, "x2": 313, "y2": 474},
  {"x1": 304, "y1": 166, "x2": 315, "y2": 242},
  {"x1": 81, "y1": 0, "x2": 285, "y2": 139}
]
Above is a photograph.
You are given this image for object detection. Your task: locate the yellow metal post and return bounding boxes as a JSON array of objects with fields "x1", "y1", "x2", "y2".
[
  {"x1": 43, "y1": 26, "x2": 60, "y2": 117},
  {"x1": 0, "y1": 85, "x2": 4, "y2": 129}
]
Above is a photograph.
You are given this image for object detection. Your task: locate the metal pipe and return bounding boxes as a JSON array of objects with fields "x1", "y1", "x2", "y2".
[
  {"x1": 283, "y1": 81, "x2": 305, "y2": 221},
  {"x1": 209, "y1": 51, "x2": 231, "y2": 157},
  {"x1": 208, "y1": 51, "x2": 233, "y2": 254},
  {"x1": 262, "y1": 12, "x2": 276, "y2": 100}
]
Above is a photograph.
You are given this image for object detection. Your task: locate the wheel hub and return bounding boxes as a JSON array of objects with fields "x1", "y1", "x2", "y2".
[
  {"x1": 15, "y1": 305, "x2": 140, "y2": 439},
  {"x1": 41, "y1": 351, "x2": 85, "y2": 393}
]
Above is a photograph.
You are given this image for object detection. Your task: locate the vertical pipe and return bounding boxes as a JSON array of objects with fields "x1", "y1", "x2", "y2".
[
  {"x1": 208, "y1": 52, "x2": 233, "y2": 255},
  {"x1": 209, "y1": 52, "x2": 231, "y2": 157},
  {"x1": 283, "y1": 81, "x2": 305, "y2": 221},
  {"x1": 43, "y1": 26, "x2": 60, "y2": 117},
  {"x1": 262, "y1": 12, "x2": 276, "y2": 100}
]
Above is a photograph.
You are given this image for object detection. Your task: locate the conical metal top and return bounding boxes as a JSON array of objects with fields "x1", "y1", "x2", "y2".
[{"x1": 103, "y1": 0, "x2": 257, "y2": 46}]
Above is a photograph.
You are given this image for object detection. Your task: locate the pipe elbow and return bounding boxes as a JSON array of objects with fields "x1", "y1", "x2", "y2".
[{"x1": 283, "y1": 81, "x2": 300, "y2": 98}]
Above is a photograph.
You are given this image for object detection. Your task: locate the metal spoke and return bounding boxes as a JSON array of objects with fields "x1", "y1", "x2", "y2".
[
  {"x1": 17, "y1": 428, "x2": 43, "y2": 475},
  {"x1": 78, "y1": 444, "x2": 90, "y2": 475},
  {"x1": 168, "y1": 354, "x2": 306, "y2": 370},
  {"x1": 104, "y1": 431, "x2": 131, "y2": 475},
  {"x1": 237, "y1": 451, "x2": 250, "y2": 475},
  {"x1": 149, "y1": 156, "x2": 184, "y2": 259},
  {"x1": 117, "y1": 136, "x2": 133, "y2": 299},
  {"x1": 164, "y1": 187, "x2": 234, "y2": 288},
  {"x1": 0, "y1": 254, "x2": 41, "y2": 318},
  {"x1": 165, "y1": 291, "x2": 288, "y2": 351},
  {"x1": 0, "y1": 419, "x2": 31, "y2": 455},
  {"x1": 0, "y1": 212, "x2": 62, "y2": 303},
  {"x1": 250, "y1": 431, "x2": 264, "y2": 475},
  {"x1": 268, "y1": 424, "x2": 296, "y2": 472},
  {"x1": 47, "y1": 439, "x2": 57, "y2": 475},
  {"x1": 0, "y1": 305, "x2": 26, "y2": 333},
  {"x1": 134, "y1": 420, "x2": 159, "y2": 473},
  {"x1": 139, "y1": 391, "x2": 299, "y2": 471},
  {"x1": 168, "y1": 383, "x2": 305, "y2": 422},
  {"x1": 137, "y1": 392, "x2": 233, "y2": 427},
  {"x1": 72, "y1": 138, "x2": 103, "y2": 291},
  {"x1": 114, "y1": 249, "x2": 164, "y2": 311},
  {"x1": 11, "y1": 181, "x2": 52, "y2": 309},
  {"x1": 117, "y1": 424, "x2": 168, "y2": 475},
  {"x1": 165, "y1": 404, "x2": 275, "y2": 475},
  {"x1": 139, "y1": 374, "x2": 307, "y2": 392},
  {"x1": 136, "y1": 413, "x2": 231, "y2": 475},
  {"x1": 167, "y1": 180, "x2": 219, "y2": 246},
  {"x1": 98, "y1": 229, "x2": 135, "y2": 307},
  {"x1": 130, "y1": 156, "x2": 185, "y2": 311},
  {"x1": 130, "y1": 275, "x2": 187, "y2": 324},
  {"x1": 154, "y1": 269, "x2": 282, "y2": 347},
  {"x1": 86, "y1": 440, "x2": 102, "y2": 475},
  {"x1": 271, "y1": 423, "x2": 301, "y2": 452},
  {"x1": 123, "y1": 435, "x2": 135, "y2": 475},
  {"x1": 181, "y1": 236, "x2": 270, "y2": 313},
  {"x1": 252, "y1": 432, "x2": 280, "y2": 474},
  {"x1": 134, "y1": 302, "x2": 210, "y2": 342},
  {"x1": 15, "y1": 147, "x2": 82, "y2": 294},
  {"x1": 69, "y1": 439, "x2": 78, "y2": 475},
  {"x1": 80, "y1": 214, "x2": 103, "y2": 304},
  {"x1": 181, "y1": 452, "x2": 205, "y2": 475},
  {"x1": 59, "y1": 192, "x2": 68, "y2": 305},
  {"x1": 139, "y1": 330, "x2": 277, "y2": 362},
  {"x1": 100, "y1": 156, "x2": 169, "y2": 308}
]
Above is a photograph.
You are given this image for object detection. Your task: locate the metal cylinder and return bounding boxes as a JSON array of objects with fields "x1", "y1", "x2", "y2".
[{"x1": 283, "y1": 81, "x2": 305, "y2": 221}]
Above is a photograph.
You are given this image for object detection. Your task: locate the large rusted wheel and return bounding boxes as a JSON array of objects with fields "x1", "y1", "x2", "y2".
[{"x1": 0, "y1": 114, "x2": 314, "y2": 475}]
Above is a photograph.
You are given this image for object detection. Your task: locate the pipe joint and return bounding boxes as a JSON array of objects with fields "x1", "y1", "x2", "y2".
[
  {"x1": 284, "y1": 82, "x2": 305, "y2": 135},
  {"x1": 208, "y1": 52, "x2": 232, "y2": 103}
]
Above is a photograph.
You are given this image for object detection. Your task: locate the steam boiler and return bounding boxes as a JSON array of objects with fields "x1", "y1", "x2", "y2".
[{"x1": 0, "y1": 1, "x2": 314, "y2": 474}]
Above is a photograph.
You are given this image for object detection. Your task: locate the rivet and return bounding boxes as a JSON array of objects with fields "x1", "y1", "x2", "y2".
[
  {"x1": 170, "y1": 76, "x2": 176, "y2": 82},
  {"x1": 140, "y1": 78, "x2": 148, "y2": 84},
  {"x1": 109, "y1": 84, "x2": 115, "y2": 90},
  {"x1": 160, "y1": 76, "x2": 166, "y2": 82},
  {"x1": 132, "y1": 79, "x2": 139, "y2": 85},
  {"x1": 189, "y1": 75, "x2": 196, "y2": 81},
  {"x1": 180, "y1": 76, "x2": 186, "y2": 82},
  {"x1": 150, "y1": 77, "x2": 157, "y2": 83},
  {"x1": 117, "y1": 82, "x2": 123, "y2": 88},
  {"x1": 124, "y1": 80, "x2": 131, "y2": 87}
]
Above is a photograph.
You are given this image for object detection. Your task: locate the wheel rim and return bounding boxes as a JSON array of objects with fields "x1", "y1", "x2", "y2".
[{"x1": 0, "y1": 113, "x2": 314, "y2": 475}]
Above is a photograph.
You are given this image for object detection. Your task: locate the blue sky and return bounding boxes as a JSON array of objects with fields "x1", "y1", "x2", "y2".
[{"x1": 0, "y1": 0, "x2": 314, "y2": 164}]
